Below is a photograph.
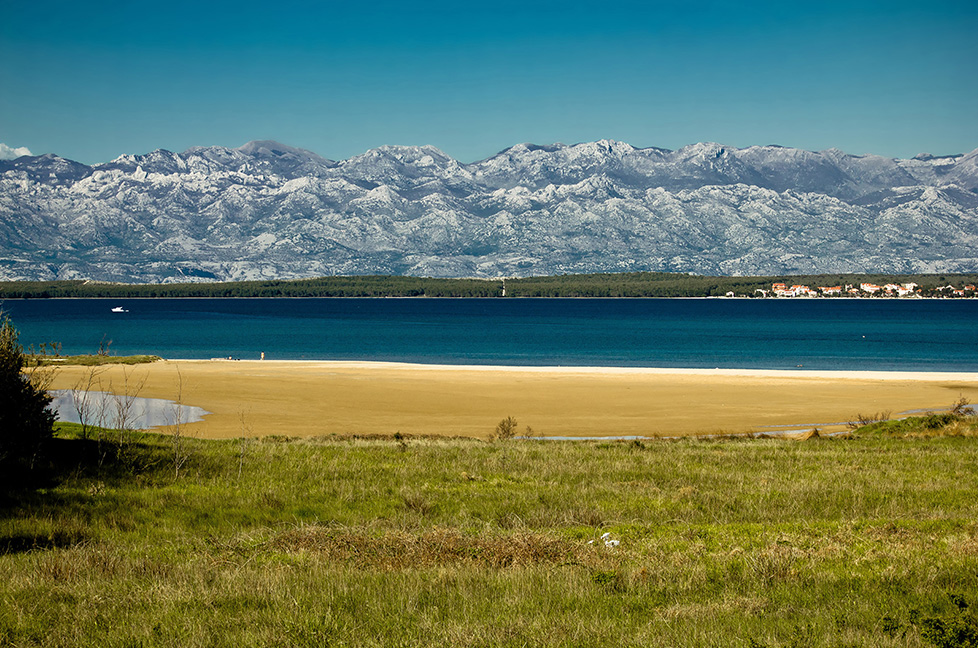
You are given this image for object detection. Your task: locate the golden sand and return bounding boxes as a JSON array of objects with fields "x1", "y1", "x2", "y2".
[{"x1": 46, "y1": 360, "x2": 978, "y2": 440}]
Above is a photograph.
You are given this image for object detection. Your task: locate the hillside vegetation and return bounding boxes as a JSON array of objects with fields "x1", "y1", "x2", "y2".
[{"x1": 2, "y1": 415, "x2": 977, "y2": 647}]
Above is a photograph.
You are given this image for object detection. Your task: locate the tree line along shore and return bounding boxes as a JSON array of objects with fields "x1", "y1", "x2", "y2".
[{"x1": 3, "y1": 271, "x2": 978, "y2": 299}]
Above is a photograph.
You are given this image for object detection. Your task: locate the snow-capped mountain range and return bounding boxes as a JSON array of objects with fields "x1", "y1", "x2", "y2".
[{"x1": 1, "y1": 139, "x2": 976, "y2": 282}]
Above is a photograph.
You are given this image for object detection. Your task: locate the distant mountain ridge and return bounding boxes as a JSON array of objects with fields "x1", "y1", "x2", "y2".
[{"x1": 1, "y1": 139, "x2": 976, "y2": 282}]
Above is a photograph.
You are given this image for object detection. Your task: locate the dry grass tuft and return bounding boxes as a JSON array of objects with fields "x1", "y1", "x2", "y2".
[{"x1": 794, "y1": 428, "x2": 821, "y2": 441}]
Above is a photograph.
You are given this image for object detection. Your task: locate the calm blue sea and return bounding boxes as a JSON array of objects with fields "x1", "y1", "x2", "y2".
[{"x1": 2, "y1": 297, "x2": 977, "y2": 372}]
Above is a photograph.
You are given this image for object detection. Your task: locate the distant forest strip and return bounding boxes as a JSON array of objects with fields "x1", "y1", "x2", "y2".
[
  {"x1": 0, "y1": 276, "x2": 500, "y2": 298},
  {"x1": 2, "y1": 272, "x2": 978, "y2": 299}
]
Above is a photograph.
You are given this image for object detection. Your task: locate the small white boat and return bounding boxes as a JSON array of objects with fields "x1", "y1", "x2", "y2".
[{"x1": 111, "y1": 306, "x2": 129, "y2": 313}]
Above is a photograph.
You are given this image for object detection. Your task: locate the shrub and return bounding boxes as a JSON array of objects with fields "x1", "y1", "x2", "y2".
[
  {"x1": 0, "y1": 314, "x2": 57, "y2": 491},
  {"x1": 493, "y1": 416, "x2": 518, "y2": 441}
]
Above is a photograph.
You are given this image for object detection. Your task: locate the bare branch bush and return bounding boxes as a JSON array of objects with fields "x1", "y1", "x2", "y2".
[
  {"x1": 169, "y1": 367, "x2": 196, "y2": 479},
  {"x1": 847, "y1": 411, "x2": 892, "y2": 430},
  {"x1": 108, "y1": 367, "x2": 148, "y2": 464},
  {"x1": 92, "y1": 383, "x2": 113, "y2": 468},
  {"x1": 97, "y1": 336, "x2": 113, "y2": 357},
  {"x1": 950, "y1": 396, "x2": 975, "y2": 417},
  {"x1": 71, "y1": 366, "x2": 107, "y2": 441}
]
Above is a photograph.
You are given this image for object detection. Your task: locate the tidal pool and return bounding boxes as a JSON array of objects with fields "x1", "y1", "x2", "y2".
[{"x1": 49, "y1": 390, "x2": 209, "y2": 430}]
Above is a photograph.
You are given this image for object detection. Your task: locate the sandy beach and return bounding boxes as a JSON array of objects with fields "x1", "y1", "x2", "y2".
[{"x1": 44, "y1": 360, "x2": 978, "y2": 440}]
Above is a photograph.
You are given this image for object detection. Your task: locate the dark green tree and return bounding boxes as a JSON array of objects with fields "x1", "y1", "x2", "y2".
[{"x1": 0, "y1": 314, "x2": 56, "y2": 490}]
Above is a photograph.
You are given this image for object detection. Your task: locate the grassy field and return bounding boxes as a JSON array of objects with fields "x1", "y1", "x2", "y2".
[{"x1": 2, "y1": 418, "x2": 978, "y2": 647}]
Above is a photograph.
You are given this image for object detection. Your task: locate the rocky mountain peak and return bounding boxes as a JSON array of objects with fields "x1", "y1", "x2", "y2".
[{"x1": 1, "y1": 140, "x2": 976, "y2": 282}]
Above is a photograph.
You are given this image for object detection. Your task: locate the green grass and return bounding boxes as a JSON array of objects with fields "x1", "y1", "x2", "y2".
[
  {"x1": 26, "y1": 354, "x2": 162, "y2": 366},
  {"x1": 2, "y1": 422, "x2": 978, "y2": 647}
]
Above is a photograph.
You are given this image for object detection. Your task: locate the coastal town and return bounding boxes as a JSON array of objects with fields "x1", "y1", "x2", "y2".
[{"x1": 758, "y1": 282, "x2": 978, "y2": 298}]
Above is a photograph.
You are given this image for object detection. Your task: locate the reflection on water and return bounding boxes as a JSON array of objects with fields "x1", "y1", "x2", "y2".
[{"x1": 49, "y1": 390, "x2": 209, "y2": 430}]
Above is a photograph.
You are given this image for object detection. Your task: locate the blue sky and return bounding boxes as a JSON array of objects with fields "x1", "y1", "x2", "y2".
[{"x1": 1, "y1": 0, "x2": 975, "y2": 164}]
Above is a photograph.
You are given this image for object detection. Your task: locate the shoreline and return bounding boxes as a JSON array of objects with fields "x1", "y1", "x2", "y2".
[{"x1": 180, "y1": 358, "x2": 978, "y2": 382}]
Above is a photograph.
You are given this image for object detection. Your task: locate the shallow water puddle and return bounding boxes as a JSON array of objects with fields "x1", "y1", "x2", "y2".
[{"x1": 49, "y1": 390, "x2": 209, "y2": 430}]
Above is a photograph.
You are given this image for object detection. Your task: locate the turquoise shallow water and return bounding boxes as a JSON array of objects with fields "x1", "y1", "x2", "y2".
[{"x1": 4, "y1": 297, "x2": 977, "y2": 371}]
